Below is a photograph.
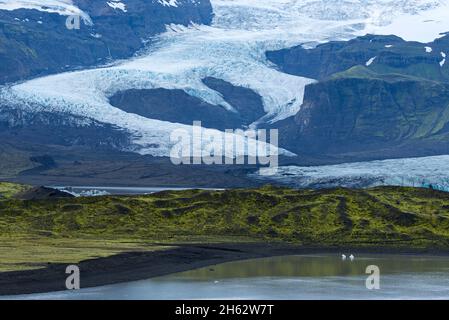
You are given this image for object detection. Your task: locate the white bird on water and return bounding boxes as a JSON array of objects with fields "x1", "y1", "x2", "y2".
[
  {"x1": 342, "y1": 254, "x2": 347, "y2": 261},
  {"x1": 349, "y1": 254, "x2": 355, "y2": 261}
]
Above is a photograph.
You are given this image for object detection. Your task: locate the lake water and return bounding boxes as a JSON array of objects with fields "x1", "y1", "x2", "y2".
[{"x1": 4, "y1": 254, "x2": 449, "y2": 300}]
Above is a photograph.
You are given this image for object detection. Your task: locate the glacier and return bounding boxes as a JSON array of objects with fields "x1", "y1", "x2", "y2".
[
  {"x1": 253, "y1": 155, "x2": 449, "y2": 192},
  {"x1": 2, "y1": 0, "x2": 449, "y2": 157}
]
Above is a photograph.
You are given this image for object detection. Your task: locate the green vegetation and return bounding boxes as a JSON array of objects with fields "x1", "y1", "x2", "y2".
[
  {"x1": 0, "y1": 182, "x2": 449, "y2": 271},
  {"x1": 0, "y1": 144, "x2": 36, "y2": 177}
]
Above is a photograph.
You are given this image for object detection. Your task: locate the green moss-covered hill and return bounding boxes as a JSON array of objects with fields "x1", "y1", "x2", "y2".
[{"x1": 1, "y1": 183, "x2": 449, "y2": 249}]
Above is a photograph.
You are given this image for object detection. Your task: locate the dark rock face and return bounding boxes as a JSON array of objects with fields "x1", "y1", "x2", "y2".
[
  {"x1": 109, "y1": 78, "x2": 266, "y2": 130},
  {"x1": 0, "y1": 0, "x2": 213, "y2": 84},
  {"x1": 267, "y1": 40, "x2": 349, "y2": 80}
]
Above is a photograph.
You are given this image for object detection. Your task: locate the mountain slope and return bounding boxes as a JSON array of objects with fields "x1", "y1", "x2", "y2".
[
  {"x1": 2, "y1": 1, "x2": 449, "y2": 160},
  {"x1": 254, "y1": 155, "x2": 449, "y2": 191},
  {"x1": 285, "y1": 71, "x2": 449, "y2": 154},
  {"x1": 271, "y1": 33, "x2": 449, "y2": 159}
]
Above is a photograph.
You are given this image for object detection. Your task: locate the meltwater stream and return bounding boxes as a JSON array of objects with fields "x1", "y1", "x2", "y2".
[{"x1": 5, "y1": 254, "x2": 449, "y2": 300}]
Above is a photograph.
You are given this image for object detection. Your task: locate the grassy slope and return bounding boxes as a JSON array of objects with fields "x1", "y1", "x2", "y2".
[{"x1": 1, "y1": 182, "x2": 449, "y2": 271}]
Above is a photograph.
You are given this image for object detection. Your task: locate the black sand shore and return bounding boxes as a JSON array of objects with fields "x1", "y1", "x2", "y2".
[{"x1": 1, "y1": 243, "x2": 447, "y2": 296}]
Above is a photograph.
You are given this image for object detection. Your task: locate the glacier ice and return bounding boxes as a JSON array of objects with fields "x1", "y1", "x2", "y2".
[{"x1": 2, "y1": 0, "x2": 449, "y2": 157}]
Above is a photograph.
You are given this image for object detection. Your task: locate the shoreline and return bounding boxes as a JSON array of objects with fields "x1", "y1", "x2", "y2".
[{"x1": 1, "y1": 243, "x2": 449, "y2": 297}]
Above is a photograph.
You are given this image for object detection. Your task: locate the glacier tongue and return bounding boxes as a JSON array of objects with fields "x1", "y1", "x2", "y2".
[{"x1": 2, "y1": 0, "x2": 449, "y2": 157}]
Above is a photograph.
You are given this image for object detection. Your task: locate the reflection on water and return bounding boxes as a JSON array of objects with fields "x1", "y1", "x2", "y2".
[{"x1": 4, "y1": 254, "x2": 449, "y2": 300}]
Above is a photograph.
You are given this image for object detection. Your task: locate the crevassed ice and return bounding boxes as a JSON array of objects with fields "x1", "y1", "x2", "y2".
[{"x1": 1, "y1": 0, "x2": 449, "y2": 157}]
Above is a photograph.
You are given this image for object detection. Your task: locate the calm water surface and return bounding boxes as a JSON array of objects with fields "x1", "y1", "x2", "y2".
[{"x1": 4, "y1": 254, "x2": 449, "y2": 300}]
